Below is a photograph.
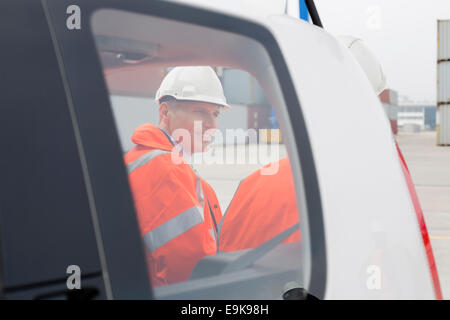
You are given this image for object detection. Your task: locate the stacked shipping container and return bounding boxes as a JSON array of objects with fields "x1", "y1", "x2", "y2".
[
  {"x1": 222, "y1": 69, "x2": 282, "y2": 143},
  {"x1": 437, "y1": 20, "x2": 450, "y2": 145},
  {"x1": 379, "y1": 89, "x2": 398, "y2": 135}
]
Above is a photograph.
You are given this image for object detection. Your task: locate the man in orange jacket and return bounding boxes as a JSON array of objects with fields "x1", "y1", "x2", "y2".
[{"x1": 124, "y1": 66, "x2": 229, "y2": 286}]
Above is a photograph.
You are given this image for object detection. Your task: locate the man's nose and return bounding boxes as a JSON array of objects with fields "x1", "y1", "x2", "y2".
[{"x1": 203, "y1": 112, "x2": 217, "y2": 130}]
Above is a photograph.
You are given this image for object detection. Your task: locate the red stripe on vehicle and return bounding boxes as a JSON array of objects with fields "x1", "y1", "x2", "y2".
[{"x1": 396, "y1": 142, "x2": 442, "y2": 300}]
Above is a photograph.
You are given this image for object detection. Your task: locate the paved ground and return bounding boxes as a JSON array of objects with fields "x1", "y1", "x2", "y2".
[{"x1": 396, "y1": 131, "x2": 450, "y2": 299}]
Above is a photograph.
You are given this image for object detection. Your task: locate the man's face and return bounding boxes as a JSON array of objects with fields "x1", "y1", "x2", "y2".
[{"x1": 162, "y1": 100, "x2": 220, "y2": 154}]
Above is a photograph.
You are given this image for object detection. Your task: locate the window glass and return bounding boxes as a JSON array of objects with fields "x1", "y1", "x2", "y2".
[{"x1": 91, "y1": 9, "x2": 309, "y2": 299}]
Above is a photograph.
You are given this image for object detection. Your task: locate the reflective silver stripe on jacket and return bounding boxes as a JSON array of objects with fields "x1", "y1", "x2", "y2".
[
  {"x1": 126, "y1": 149, "x2": 170, "y2": 174},
  {"x1": 143, "y1": 206, "x2": 204, "y2": 251}
]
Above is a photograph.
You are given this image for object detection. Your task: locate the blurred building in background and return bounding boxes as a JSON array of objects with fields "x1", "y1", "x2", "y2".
[{"x1": 397, "y1": 105, "x2": 437, "y2": 132}]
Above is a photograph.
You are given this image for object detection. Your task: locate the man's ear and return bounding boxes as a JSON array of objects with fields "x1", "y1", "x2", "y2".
[{"x1": 159, "y1": 102, "x2": 170, "y2": 124}]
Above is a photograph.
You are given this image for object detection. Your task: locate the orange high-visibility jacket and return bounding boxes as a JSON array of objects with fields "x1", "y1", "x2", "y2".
[
  {"x1": 124, "y1": 123, "x2": 222, "y2": 286},
  {"x1": 219, "y1": 157, "x2": 300, "y2": 252}
]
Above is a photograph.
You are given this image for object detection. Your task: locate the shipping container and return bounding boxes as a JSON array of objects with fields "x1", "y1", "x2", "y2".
[
  {"x1": 381, "y1": 103, "x2": 396, "y2": 120},
  {"x1": 379, "y1": 89, "x2": 398, "y2": 129},
  {"x1": 379, "y1": 89, "x2": 390, "y2": 104},
  {"x1": 389, "y1": 90, "x2": 398, "y2": 106},
  {"x1": 259, "y1": 129, "x2": 282, "y2": 143},
  {"x1": 437, "y1": 61, "x2": 450, "y2": 104},
  {"x1": 217, "y1": 103, "x2": 248, "y2": 145},
  {"x1": 380, "y1": 103, "x2": 398, "y2": 134},
  {"x1": 222, "y1": 69, "x2": 269, "y2": 107},
  {"x1": 379, "y1": 88, "x2": 398, "y2": 105},
  {"x1": 437, "y1": 105, "x2": 450, "y2": 145},
  {"x1": 438, "y1": 20, "x2": 450, "y2": 61},
  {"x1": 390, "y1": 105, "x2": 398, "y2": 120},
  {"x1": 437, "y1": 21, "x2": 450, "y2": 145},
  {"x1": 390, "y1": 120, "x2": 398, "y2": 135},
  {"x1": 382, "y1": 102, "x2": 389, "y2": 118},
  {"x1": 247, "y1": 104, "x2": 271, "y2": 131},
  {"x1": 424, "y1": 106, "x2": 437, "y2": 130}
]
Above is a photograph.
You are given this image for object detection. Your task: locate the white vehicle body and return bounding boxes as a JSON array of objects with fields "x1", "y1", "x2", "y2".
[
  {"x1": 89, "y1": 0, "x2": 440, "y2": 299},
  {"x1": 267, "y1": 15, "x2": 434, "y2": 299},
  {"x1": 166, "y1": 0, "x2": 438, "y2": 299}
]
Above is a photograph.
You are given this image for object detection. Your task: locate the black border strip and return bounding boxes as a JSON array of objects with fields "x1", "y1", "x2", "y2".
[{"x1": 4, "y1": 272, "x2": 102, "y2": 294}]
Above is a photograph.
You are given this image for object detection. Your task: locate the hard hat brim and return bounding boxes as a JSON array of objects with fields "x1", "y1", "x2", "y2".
[{"x1": 157, "y1": 95, "x2": 230, "y2": 109}]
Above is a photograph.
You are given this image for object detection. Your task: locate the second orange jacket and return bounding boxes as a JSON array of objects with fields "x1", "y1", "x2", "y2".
[{"x1": 219, "y1": 157, "x2": 300, "y2": 252}]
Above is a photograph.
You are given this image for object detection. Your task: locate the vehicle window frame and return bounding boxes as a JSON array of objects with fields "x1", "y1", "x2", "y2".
[{"x1": 43, "y1": 0, "x2": 327, "y2": 299}]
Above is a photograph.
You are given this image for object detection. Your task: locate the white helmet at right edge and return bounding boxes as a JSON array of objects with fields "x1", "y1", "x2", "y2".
[
  {"x1": 337, "y1": 35, "x2": 387, "y2": 95},
  {"x1": 155, "y1": 66, "x2": 230, "y2": 109}
]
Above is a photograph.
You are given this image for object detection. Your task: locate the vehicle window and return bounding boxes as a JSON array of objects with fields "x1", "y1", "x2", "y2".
[{"x1": 90, "y1": 8, "x2": 310, "y2": 299}]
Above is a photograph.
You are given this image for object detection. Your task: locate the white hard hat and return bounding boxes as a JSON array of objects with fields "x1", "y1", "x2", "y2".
[
  {"x1": 337, "y1": 35, "x2": 387, "y2": 95},
  {"x1": 155, "y1": 66, "x2": 230, "y2": 109}
]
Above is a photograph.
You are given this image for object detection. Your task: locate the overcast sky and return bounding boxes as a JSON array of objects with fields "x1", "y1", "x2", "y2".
[
  {"x1": 181, "y1": 0, "x2": 450, "y2": 104},
  {"x1": 313, "y1": 0, "x2": 450, "y2": 105}
]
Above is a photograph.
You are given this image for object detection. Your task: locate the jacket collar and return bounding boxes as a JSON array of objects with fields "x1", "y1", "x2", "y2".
[{"x1": 131, "y1": 123, "x2": 174, "y2": 151}]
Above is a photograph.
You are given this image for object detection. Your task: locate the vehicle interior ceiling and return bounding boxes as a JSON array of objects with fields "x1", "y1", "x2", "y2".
[{"x1": 91, "y1": 8, "x2": 274, "y2": 98}]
